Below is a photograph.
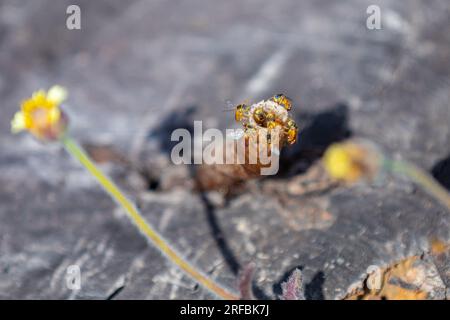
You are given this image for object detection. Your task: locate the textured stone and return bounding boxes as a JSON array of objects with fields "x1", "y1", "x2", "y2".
[{"x1": 0, "y1": 0, "x2": 449, "y2": 299}]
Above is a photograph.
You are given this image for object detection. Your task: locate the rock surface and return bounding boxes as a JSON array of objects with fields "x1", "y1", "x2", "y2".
[{"x1": 0, "y1": 0, "x2": 449, "y2": 299}]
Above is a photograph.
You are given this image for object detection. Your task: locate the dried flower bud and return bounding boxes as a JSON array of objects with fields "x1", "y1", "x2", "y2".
[
  {"x1": 322, "y1": 140, "x2": 381, "y2": 183},
  {"x1": 11, "y1": 85, "x2": 68, "y2": 141},
  {"x1": 196, "y1": 95, "x2": 298, "y2": 192},
  {"x1": 236, "y1": 94, "x2": 297, "y2": 146}
]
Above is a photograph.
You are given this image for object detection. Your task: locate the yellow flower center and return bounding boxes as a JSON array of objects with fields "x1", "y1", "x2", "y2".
[{"x1": 323, "y1": 143, "x2": 364, "y2": 182}]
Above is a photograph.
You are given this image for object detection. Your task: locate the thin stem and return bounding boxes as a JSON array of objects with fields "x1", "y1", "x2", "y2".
[
  {"x1": 385, "y1": 159, "x2": 450, "y2": 212},
  {"x1": 61, "y1": 135, "x2": 239, "y2": 300}
]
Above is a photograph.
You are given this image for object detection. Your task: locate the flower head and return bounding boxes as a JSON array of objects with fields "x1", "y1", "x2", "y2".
[
  {"x1": 11, "y1": 86, "x2": 68, "y2": 141},
  {"x1": 323, "y1": 140, "x2": 380, "y2": 183}
]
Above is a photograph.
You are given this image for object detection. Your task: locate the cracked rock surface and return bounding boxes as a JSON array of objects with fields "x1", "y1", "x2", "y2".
[{"x1": 0, "y1": 0, "x2": 450, "y2": 299}]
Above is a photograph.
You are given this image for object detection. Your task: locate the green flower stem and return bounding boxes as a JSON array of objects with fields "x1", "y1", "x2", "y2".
[
  {"x1": 385, "y1": 158, "x2": 450, "y2": 212},
  {"x1": 61, "y1": 135, "x2": 239, "y2": 300}
]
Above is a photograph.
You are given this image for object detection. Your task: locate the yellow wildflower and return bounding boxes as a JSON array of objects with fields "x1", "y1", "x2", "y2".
[
  {"x1": 11, "y1": 86, "x2": 68, "y2": 141},
  {"x1": 323, "y1": 141, "x2": 379, "y2": 183}
]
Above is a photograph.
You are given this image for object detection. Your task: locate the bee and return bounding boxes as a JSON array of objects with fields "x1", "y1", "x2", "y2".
[
  {"x1": 243, "y1": 122, "x2": 254, "y2": 130},
  {"x1": 235, "y1": 104, "x2": 249, "y2": 122},
  {"x1": 253, "y1": 106, "x2": 266, "y2": 125},
  {"x1": 271, "y1": 94, "x2": 292, "y2": 111},
  {"x1": 267, "y1": 120, "x2": 280, "y2": 130},
  {"x1": 265, "y1": 111, "x2": 276, "y2": 123},
  {"x1": 285, "y1": 118, "x2": 298, "y2": 145}
]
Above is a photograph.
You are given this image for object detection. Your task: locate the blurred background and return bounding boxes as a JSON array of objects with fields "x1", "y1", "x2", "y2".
[{"x1": 0, "y1": 0, "x2": 449, "y2": 299}]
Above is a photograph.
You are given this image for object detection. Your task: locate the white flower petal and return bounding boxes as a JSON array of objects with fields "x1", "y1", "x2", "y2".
[
  {"x1": 47, "y1": 85, "x2": 68, "y2": 105},
  {"x1": 11, "y1": 112, "x2": 26, "y2": 133}
]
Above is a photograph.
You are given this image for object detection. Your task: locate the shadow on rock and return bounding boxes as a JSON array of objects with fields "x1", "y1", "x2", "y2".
[
  {"x1": 149, "y1": 105, "x2": 198, "y2": 155},
  {"x1": 278, "y1": 103, "x2": 352, "y2": 177},
  {"x1": 432, "y1": 153, "x2": 450, "y2": 191},
  {"x1": 304, "y1": 271, "x2": 325, "y2": 300},
  {"x1": 199, "y1": 192, "x2": 241, "y2": 275}
]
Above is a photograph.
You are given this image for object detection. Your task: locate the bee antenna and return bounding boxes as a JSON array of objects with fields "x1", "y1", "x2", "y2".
[{"x1": 222, "y1": 107, "x2": 235, "y2": 112}]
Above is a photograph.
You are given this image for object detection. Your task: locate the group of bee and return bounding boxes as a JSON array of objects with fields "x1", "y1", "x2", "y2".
[{"x1": 232, "y1": 94, "x2": 298, "y2": 146}]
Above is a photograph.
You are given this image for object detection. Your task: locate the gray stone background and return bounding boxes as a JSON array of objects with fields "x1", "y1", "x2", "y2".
[{"x1": 0, "y1": 0, "x2": 449, "y2": 299}]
